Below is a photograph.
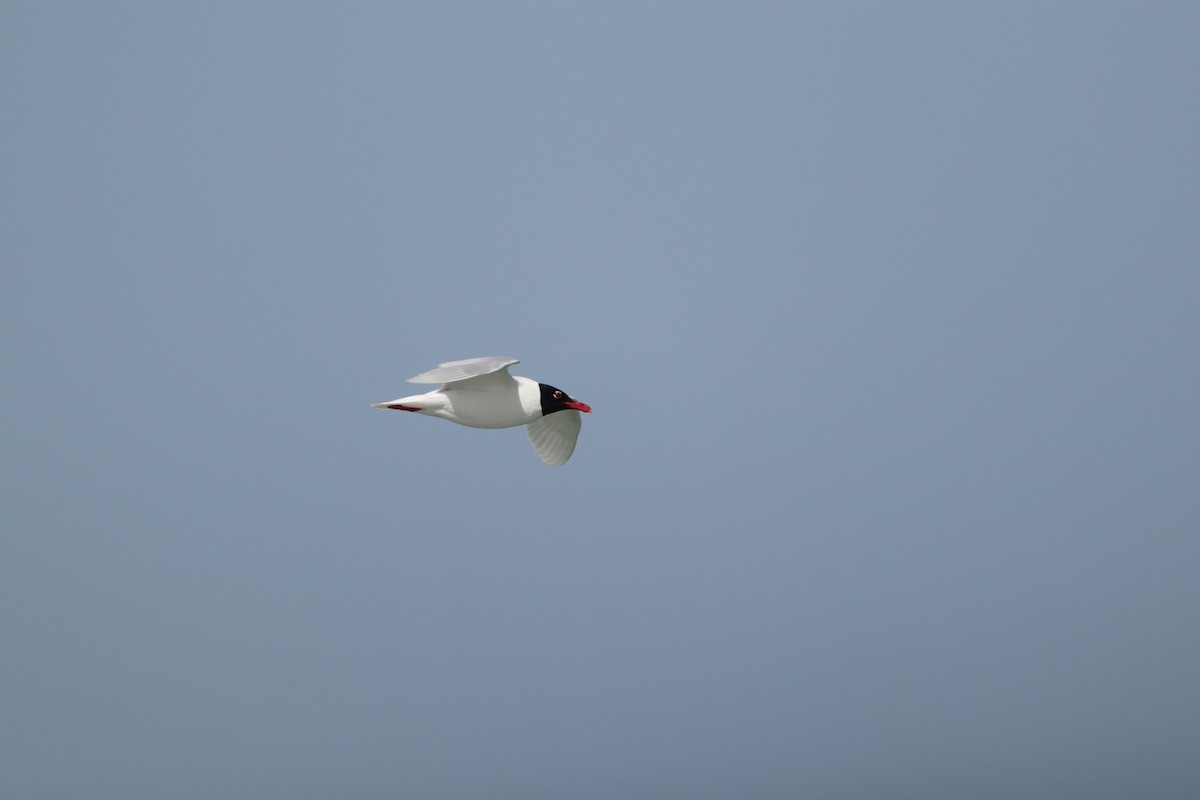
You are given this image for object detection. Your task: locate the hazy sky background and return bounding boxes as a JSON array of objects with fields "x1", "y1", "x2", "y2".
[{"x1": 3, "y1": 3, "x2": 1198, "y2": 798}]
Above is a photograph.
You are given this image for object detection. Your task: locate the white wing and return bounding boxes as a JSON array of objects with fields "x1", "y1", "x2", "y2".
[
  {"x1": 406, "y1": 356, "x2": 520, "y2": 385},
  {"x1": 525, "y1": 410, "x2": 582, "y2": 467}
]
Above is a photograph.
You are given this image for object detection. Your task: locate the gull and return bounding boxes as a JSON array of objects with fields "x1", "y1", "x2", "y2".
[{"x1": 373, "y1": 356, "x2": 591, "y2": 466}]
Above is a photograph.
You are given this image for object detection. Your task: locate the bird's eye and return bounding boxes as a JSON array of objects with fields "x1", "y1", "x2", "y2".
[{"x1": 553, "y1": 390, "x2": 564, "y2": 399}]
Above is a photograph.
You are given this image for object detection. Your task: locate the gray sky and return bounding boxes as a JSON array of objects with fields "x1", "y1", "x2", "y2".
[{"x1": 3, "y1": 3, "x2": 1198, "y2": 798}]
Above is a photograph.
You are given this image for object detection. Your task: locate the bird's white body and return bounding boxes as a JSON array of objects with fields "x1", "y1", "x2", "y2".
[
  {"x1": 373, "y1": 356, "x2": 590, "y2": 466},
  {"x1": 382, "y1": 374, "x2": 543, "y2": 429}
]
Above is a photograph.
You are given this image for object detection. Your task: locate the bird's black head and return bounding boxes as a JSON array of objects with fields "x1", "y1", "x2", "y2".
[{"x1": 538, "y1": 383, "x2": 592, "y2": 416}]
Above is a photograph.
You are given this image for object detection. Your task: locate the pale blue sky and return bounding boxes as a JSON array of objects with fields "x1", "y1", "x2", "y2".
[{"x1": 3, "y1": 3, "x2": 1199, "y2": 798}]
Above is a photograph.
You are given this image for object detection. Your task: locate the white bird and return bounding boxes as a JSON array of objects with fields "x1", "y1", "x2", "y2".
[{"x1": 372, "y1": 356, "x2": 592, "y2": 466}]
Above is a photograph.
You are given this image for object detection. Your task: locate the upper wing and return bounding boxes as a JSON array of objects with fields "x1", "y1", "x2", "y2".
[
  {"x1": 406, "y1": 356, "x2": 520, "y2": 385},
  {"x1": 525, "y1": 410, "x2": 582, "y2": 467}
]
